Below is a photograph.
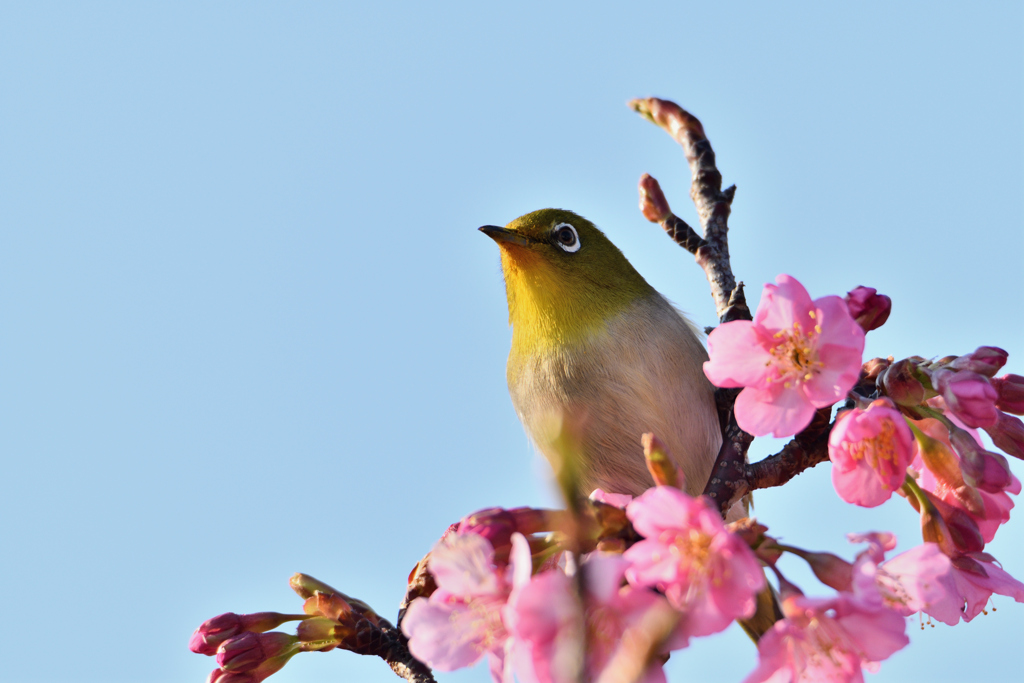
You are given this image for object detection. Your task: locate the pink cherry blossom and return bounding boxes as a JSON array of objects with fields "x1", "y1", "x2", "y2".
[
  {"x1": 508, "y1": 553, "x2": 681, "y2": 683},
  {"x1": 744, "y1": 592, "x2": 908, "y2": 683},
  {"x1": 704, "y1": 274, "x2": 865, "y2": 438},
  {"x1": 846, "y1": 533, "x2": 951, "y2": 617},
  {"x1": 911, "y1": 419, "x2": 1019, "y2": 544},
  {"x1": 623, "y1": 486, "x2": 765, "y2": 638},
  {"x1": 402, "y1": 531, "x2": 531, "y2": 681},
  {"x1": 828, "y1": 400, "x2": 914, "y2": 507},
  {"x1": 925, "y1": 553, "x2": 1024, "y2": 625}
]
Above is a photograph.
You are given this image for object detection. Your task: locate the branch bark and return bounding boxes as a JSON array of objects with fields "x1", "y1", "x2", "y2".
[{"x1": 632, "y1": 98, "x2": 745, "y2": 322}]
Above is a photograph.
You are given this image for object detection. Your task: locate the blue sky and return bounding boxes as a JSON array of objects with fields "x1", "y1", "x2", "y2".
[{"x1": 1, "y1": 3, "x2": 1021, "y2": 682}]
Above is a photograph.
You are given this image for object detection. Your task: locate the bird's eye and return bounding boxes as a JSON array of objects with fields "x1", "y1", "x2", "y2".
[{"x1": 553, "y1": 223, "x2": 581, "y2": 253}]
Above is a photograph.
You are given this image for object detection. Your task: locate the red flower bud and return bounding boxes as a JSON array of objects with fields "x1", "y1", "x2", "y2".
[
  {"x1": 207, "y1": 668, "x2": 257, "y2": 683},
  {"x1": 844, "y1": 286, "x2": 892, "y2": 332},
  {"x1": 190, "y1": 612, "x2": 310, "y2": 656},
  {"x1": 880, "y1": 358, "x2": 929, "y2": 406},
  {"x1": 800, "y1": 551, "x2": 854, "y2": 592},
  {"x1": 949, "y1": 346, "x2": 1008, "y2": 377},
  {"x1": 216, "y1": 632, "x2": 297, "y2": 673},
  {"x1": 932, "y1": 369, "x2": 999, "y2": 428},
  {"x1": 983, "y1": 411, "x2": 1024, "y2": 460},
  {"x1": 191, "y1": 613, "x2": 244, "y2": 656},
  {"x1": 992, "y1": 373, "x2": 1024, "y2": 415},
  {"x1": 638, "y1": 173, "x2": 671, "y2": 223},
  {"x1": 948, "y1": 427, "x2": 1013, "y2": 493}
]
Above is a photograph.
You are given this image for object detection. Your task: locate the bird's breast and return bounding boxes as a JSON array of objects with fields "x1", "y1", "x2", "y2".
[{"x1": 507, "y1": 294, "x2": 722, "y2": 498}]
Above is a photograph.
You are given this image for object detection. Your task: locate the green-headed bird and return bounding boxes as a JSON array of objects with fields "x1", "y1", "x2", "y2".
[
  {"x1": 481, "y1": 208, "x2": 780, "y2": 641},
  {"x1": 480, "y1": 208, "x2": 721, "y2": 499}
]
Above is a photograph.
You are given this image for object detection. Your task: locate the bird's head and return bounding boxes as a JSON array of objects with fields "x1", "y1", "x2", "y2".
[{"x1": 480, "y1": 208, "x2": 654, "y2": 352}]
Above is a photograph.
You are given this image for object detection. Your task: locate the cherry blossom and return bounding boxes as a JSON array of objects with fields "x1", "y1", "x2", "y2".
[
  {"x1": 623, "y1": 486, "x2": 765, "y2": 638},
  {"x1": 508, "y1": 553, "x2": 682, "y2": 683},
  {"x1": 828, "y1": 400, "x2": 914, "y2": 507},
  {"x1": 704, "y1": 274, "x2": 865, "y2": 437},
  {"x1": 402, "y1": 531, "x2": 531, "y2": 681},
  {"x1": 925, "y1": 553, "x2": 1024, "y2": 625},
  {"x1": 846, "y1": 533, "x2": 951, "y2": 617},
  {"x1": 744, "y1": 592, "x2": 908, "y2": 683}
]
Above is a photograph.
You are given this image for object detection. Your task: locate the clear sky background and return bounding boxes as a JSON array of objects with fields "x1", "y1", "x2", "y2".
[{"x1": 1, "y1": 3, "x2": 1022, "y2": 682}]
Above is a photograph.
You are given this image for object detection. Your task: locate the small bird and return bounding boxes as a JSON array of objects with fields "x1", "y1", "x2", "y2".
[
  {"x1": 481, "y1": 208, "x2": 780, "y2": 641},
  {"x1": 480, "y1": 208, "x2": 722, "y2": 499}
]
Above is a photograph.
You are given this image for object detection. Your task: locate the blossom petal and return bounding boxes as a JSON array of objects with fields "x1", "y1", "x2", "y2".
[
  {"x1": 735, "y1": 384, "x2": 816, "y2": 438},
  {"x1": 402, "y1": 599, "x2": 489, "y2": 670},
  {"x1": 753, "y1": 274, "x2": 815, "y2": 333},
  {"x1": 430, "y1": 532, "x2": 502, "y2": 598},
  {"x1": 704, "y1": 320, "x2": 772, "y2": 388}
]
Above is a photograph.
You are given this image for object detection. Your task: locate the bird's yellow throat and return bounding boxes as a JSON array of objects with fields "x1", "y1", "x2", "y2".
[{"x1": 494, "y1": 210, "x2": 655, "y2": 356}]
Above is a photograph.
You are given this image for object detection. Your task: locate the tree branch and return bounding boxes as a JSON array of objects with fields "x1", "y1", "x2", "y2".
[{"x1": 632, "y1": 98, "x2": 743, "y2": 321}]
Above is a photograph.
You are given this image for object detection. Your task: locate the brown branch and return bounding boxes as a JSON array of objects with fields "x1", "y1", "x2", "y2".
[
  {"x1": 632, "y1": 98, "x2": 741, "y2": 321},
  {"x1": 291, "y1": 574, "x2": 437, "y2": 683}
]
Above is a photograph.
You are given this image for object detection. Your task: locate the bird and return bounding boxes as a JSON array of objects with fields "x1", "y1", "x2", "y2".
[
  {"x1": 481, "y1": 208, "x2": 780, "y2": 641},
  {"x1": 479, "y1": 207, "x2": 722, "y2": 500}
]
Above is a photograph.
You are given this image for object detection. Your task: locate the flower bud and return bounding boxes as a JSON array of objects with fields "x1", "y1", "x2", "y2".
[
  {"x1": 459, "y1": 508, "x2": 516, "y2": 562},
  {"x1": 931, "y1": 369, "x2": 999, "y2": 428},
  {"x1": 861, "y1": 357, "x2": 891, "y2": 385},
  {"x1": 638, "y1": 173, "x2": 671, "y2": 223},
  {"x1": 289, "y1": 574, "x2": 341, "y2": 600},
  {"x1": 992, "y1": 373, "x2": 1024, "y2": 415},
  {"x1": 216, "y1": 632, "x2": 297, "y2": 673},
  {"x1": 949, "y1": 346, "x2": 1008, "y2": 377},
  {"x1": 207, "y1": 668, "x2": 257, "y2": 683},
  {"x1": 191, "y1": 613, "x2": 244, "y2": 656},
  {"x1": 983, "y1": 411, "x2": 1024, "y2": 460},
  {"x1": 642, "y1": 432, "x2": 684, "y2": 488},
  {"x1": 919, "y1": 498, "x2": 958, "y2": 557},
  {"x1": 296, "y1": 616, "x2": 350, "y2": 652},
  {"x1": 950, "y1": 554, "x2": 989, "y2": 578},
  {"x1": 879, "y1": 358, "x2": 928, "y2": 406},
  {"x1": 928, "y1": 491, "x2": 986, "y2": 554},
  {"x1": 948, "y1": 426, "x2": 1013, "y2": 493},
  {"x1": 798, "y1": 550, "x2": 854, "y2": 592},
  {"x1": 190, "y1": 613, "x2": 305, "y2": 657},
  {"x1": 844, "y1": 286, "x2": 891, "y2": 332}
]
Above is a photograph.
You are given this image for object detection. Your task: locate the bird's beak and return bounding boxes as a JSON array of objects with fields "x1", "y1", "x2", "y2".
[{"x1": 478, "y1": 225, "x2": 536, "y2": 248}]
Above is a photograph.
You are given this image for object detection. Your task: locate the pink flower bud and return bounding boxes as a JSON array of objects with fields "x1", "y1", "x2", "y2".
[
  {"x1": 207, "y1": 668, "x2": 257, "y2": 683},
  {"x1": 190, "y1": 612, "x2": 311, "y2": 656},
  {"x1": 948, "y1": 427, "x2": 1013, "y2": 493},
  {"x1": 880, "y1": 358, "x2": 928, "y2": 406},
  {"x1": 992, "y1": 373, "x2": 1024, "y2": 415},
  {"x1": 844, "y1": 286, "x2": 892, "y2": 332},
  {"x1": 931, "y1": 369, "x2": 999, "y2": 428},
  {"x1": 927, "y1": 491, "x2": 986, "y2": 554},
  {"x1": 983, "y1": 411, "x2": 1024, "y2": 460},
  {"x1": 191, "y1": 613, "x2": 243, "y2": 656},
  {"x1": 459, "y1": 507, "x2": 516, "y2": 562},
  {"x1": 949, "y1": 346, "x2": 1008, "y2": 377},
  {"x1": 216, "y1": 632, "x2": 297, "y2": 673},
  {"x1": 799, "y1": 551, "x2": 854, "y2": 592},
  {"x1": 638, "y1": 173, "x2": 671, "y2": 222}
]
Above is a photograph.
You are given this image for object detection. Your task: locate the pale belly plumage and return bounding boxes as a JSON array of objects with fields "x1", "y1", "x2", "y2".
[{"x1": 507, "y1": 293, "x2": 722, "y2": 498}]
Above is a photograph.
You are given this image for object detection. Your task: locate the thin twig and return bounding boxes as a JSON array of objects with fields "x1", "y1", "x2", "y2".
[{"x1": 632, "y1": 98, "x2": 741, "y2": 321}]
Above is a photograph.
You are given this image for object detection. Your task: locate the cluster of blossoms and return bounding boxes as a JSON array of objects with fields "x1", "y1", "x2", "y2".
[
  {"x1": 703, "y1": 275, "x2": 1024, "y2": 678},
  {"x1": 189, "y1": 274, "x2": 1022, "y2": 683}
]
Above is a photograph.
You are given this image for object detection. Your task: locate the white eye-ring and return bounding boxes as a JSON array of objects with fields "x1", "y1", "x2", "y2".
[{"x1": 553, "y1": 223, "x2": 581, "y2": 253}]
